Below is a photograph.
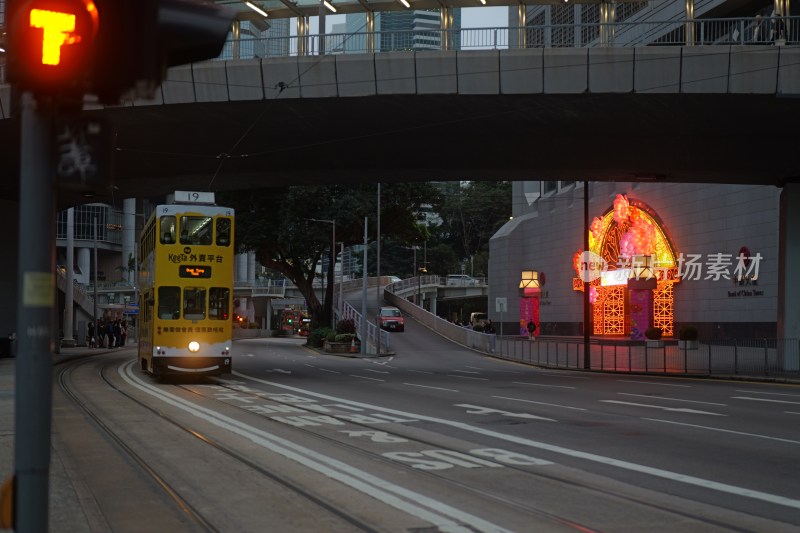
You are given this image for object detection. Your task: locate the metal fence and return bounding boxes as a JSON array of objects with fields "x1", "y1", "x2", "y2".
[
  {"x1": 219, "y1": 17, "x2": 799, "y2": 59},
  {"x1": 492, "y1": 336, "x2": 800, "y2": 378}
]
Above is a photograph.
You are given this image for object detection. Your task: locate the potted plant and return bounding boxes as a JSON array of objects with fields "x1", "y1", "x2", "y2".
[
  {"x1": 678, "y1": 326, "x2": 699, "y2": 350},
  {"x1": 644, "y1": 326, "x2": 664, "y2": 348}
]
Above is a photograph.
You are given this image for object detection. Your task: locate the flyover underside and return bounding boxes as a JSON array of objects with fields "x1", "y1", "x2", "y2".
[{"x1": 1, "y1": 92, "x2": 798, "y2": 207}]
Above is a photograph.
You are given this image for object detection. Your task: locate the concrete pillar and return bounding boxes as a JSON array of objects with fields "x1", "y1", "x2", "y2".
[
  {"x1": 235, "y1": 253, "x2": 248, "y2": 283},
  {"x1": 247, "y1": 251, "x2": 256, "y2": 284},
  {"x1": 123, "y1": 198, "x2": 136, "y2": 283},
  {"x1": 231, "y1": 20, "x2": 240, "y2": 60},
  {"x1": 247, "y1": 298, "x2": 256, "y2": 323},
  {"x1": 430, "y1": 293, "x2": 437, "y2": 316},
  {"x1": 297, "y1": 16, "x2": 310, "y2": 56},
  {"x1": 77, "y1": 248, "x2": 90, "y2": 286},
  {"x1": 266, "y1": 298, "x2": 273, "y2": 332},
  {"x1": 440, "y1": 7, "x2": 454, "y2": 51},
  {"x1": 778, "y1": 183, "x2": 800, "y2": 364}
]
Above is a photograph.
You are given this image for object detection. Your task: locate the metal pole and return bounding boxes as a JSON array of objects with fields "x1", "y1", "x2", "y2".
[
  {"x1": 63, "y1": 208, "x2": 75, "y2": 346},
  {"x1": 376, "y1": 183, "x2": 381, "y2": 305},
  {"x1": 339, "y1": 242, "x2": 344, "y2": 322},
  {"x1": 583, "y1": 180, "x2": 591, "y2": 369},
  {"x1": 93, "y1": 216, "x2": 98, "y2": 336},
  {"x1": 15, "y1": 91, "x2": 56, "y2": 532},
  {"x1": 331, "y1": 221, "x2": 336, "y2": 329},
  {"x1": 361, "y1": 217, "x2": 368, "y2": 354}
]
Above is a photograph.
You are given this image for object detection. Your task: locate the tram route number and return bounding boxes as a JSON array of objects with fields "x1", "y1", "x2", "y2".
[{"x1": 382, "y1": 448, "x2": 553, "y2": 470}]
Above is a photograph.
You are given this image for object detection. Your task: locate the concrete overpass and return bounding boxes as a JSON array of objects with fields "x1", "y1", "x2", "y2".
[{"x1": 1, "y1": 45, "x2": 799, "y2": 208}]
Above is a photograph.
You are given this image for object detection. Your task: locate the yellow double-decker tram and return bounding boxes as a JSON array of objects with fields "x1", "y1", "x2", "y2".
[{"x1": 138, "y1": 191, "x2": 234, "y2": 377}]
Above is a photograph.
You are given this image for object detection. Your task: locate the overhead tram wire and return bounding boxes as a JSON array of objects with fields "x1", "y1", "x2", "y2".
[{"x1": 205, "y1": 19, "x2": 375, "y2": 190}]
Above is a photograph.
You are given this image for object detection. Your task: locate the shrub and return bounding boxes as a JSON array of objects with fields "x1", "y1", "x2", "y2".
[
  {"x1": 645, "y1": 327, "x2": 663, "y2": 340},
  {"x1": 679, "y1": 326, "x2": 698, "y2": 341},
  {"x1": 308, "y1": 327, "x2": 334, "y2": 348},
  {"x1": 472, "y1": 324, "x2": 485, "y2": 333},
  {"x1": 334, "y1": 333, "x2": 356, "y2": 343},
  {"x1": 336, "y1": 318, "x2": 356, "y2": 334}
]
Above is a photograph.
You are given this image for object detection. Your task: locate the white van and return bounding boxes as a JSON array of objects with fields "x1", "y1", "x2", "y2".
[
  {"x1": 447, "y1": 274, "x2": 479, "y2": 286},
  {"x1": 470, "y1": 312, "x2": 488, "y2": 328}
]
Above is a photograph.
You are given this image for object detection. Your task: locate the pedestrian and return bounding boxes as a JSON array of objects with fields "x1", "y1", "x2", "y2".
[
  {"x1": 772, "y1": 14, "x2": 787, "y2": 44},
  {"x1": 484, "y1": 319, "x2": 495, "y2": 334},
  {"x1": 113, "y1": 319, "x2": 122, "y2": 348},
  {"x1": 87, "y1": 321, "x2": 95, "y2": 348},
  {"x1": 106, "y1": 319, "x2": 115, "y2": 348},
  {"x1": 527, "y1": 319, "x2": 537, "y2": 340},
  {"x1": 752, "y1": 15, "x2": 768, "y2": 44},
  {"x1": 120, "y1": 320, "x2": 127, "y2": 346}
]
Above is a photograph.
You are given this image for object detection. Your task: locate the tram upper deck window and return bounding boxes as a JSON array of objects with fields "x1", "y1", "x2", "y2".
[
  {"x1": 158, "y1": 286, "x2": 180, "y2": 320},
  {"x1": 160, "y1": 216, "x2": 176, "y2": 244},
  {"x1": 216, "y1": 217, "x2": 231, "y2": 246},
  {"x1": 180, "y1": 216, "x2": 213, "y2": 245}
]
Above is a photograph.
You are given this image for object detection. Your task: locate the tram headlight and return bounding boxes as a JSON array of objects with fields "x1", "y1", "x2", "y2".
[{"x1": 188, "y1": 341, "x2": 200, "y2": 352}]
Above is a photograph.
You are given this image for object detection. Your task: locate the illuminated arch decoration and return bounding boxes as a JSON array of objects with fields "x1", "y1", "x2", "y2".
[{"x1": 573, "y1": 195, "x2": 679, "y2": 336}]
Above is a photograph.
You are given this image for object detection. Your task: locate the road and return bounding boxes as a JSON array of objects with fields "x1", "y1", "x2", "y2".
[{"x1": 49, "y1": 308, "x2": 800, "y2": 532}]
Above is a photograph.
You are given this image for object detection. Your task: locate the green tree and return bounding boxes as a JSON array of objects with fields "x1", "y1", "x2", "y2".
[
  {"x1": 433, "y1": 181, "x2": 511, "y2": 276},
  {"x1": 218, "y1": 183, "x2": 436, "y2": 328}
]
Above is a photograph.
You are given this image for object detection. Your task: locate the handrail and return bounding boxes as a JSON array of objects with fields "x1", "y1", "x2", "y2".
[{"x1": 217, "y1": 17, "x2": 799, "y2": 59}]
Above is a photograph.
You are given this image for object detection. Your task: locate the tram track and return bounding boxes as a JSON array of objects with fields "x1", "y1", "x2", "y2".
[
  {"x1": 181, "y1": 377, "x2": 771, "y2": 533},
  {"x1": 55, "y1": 354, "x2": 382, "y2": 533}
]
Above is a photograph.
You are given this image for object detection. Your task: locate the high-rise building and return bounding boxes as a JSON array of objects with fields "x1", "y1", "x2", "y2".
[{"x1": 345, "y1": 10, "x2": 461, "y2": 53}]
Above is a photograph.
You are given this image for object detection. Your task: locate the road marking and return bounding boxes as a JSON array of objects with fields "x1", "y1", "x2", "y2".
[
  {"x1": 452, "y1": 370, "x2": 481, "y2": 374},
  {"x1": 643, "y1": 418, "x2": 800, "y2": 445},
  {"x1": 361, "y1": 368, "x2": 390, "y2": 374},
  {"x1": 600, "y1": 400, "x2": 725, "y2": 416},
  {"x1": 119, "y1": 363, "x2": 509, "y2": 533},
  {"x1": 531, "y1": 371, "x2": 589, "y2": 379},
  {"x1": 512, "y1": 382, "x2": 575, "y2": 390},
  {"x1": 493, "y1": 396, "x2": 587, "y2": 411},
  {"x1": 456, "y1": 404, "x2": 555, "y2": 422},
  {"x1": 349, "y1": 374, "x2": 384, "y2": 382},
  {"x1": 736, "y1": 390, "x2": 800, "y2": 397},
  {"x1": 266, "y1": 368, "x2": 292, "y2": 374},
  {"x1": 319, "y1": 368, "x2": 340, "y2": 374},
  {"x1": 618, "y1": 393, "x2": 726, "y2": 406},
  {"x1": 403, "y1": 383, "x2": 459, "y2": 393},
  {"x1": 241, "y1": 353, "x2": 255, "y2": 358},
  {"x1": 465, "y1": 366, "x2": 484, "y2": 370},
  {"x1": 787, "y1": 411, "x2": 800, "y2": 415},
  {"x1": 447, "y1": 375, "x2": 489, "y2": 381},
  {"x1": 407, "y1": 369, "x2": 434, "y2": 375},
  {"x1": 231, "y1": 370, "x2": 800, "y2": 512},
  {"x1": 732, "y1": 397, "x2": 800, "y2": 405},
  {"x1": 618, "y1": 380, "x2": 691, "y2": 388}
]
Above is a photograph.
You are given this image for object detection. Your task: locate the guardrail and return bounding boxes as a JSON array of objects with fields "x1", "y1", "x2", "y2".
[
  {"x1": 219, "y1": 17, "x2": 799, "y2": 59},
  {"x1": 384, "y1": 281, "x2": 799, "y2": 378},
  {"x1": 493, "y1": 336, "x2": 800, "y2": 378}
]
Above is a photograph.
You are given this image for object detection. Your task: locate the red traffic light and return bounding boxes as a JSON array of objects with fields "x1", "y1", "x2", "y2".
[{"x1": 8, "y1": 0, "x2": 99, "y2": 94}]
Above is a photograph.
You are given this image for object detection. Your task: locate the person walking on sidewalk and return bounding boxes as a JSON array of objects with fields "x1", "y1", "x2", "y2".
[{"x1": 527, "y1": 319, "x2": 537, "y2": 341}]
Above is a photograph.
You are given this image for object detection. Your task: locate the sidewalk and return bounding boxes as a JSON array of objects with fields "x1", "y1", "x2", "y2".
[{"x1": 0, "y1": 342, "x2": 126, "y2": 532}]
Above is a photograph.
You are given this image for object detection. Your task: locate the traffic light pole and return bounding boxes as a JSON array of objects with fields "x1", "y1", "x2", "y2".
[{"x1": 15, "y1": 91, "x2": 56, "y2": 532}]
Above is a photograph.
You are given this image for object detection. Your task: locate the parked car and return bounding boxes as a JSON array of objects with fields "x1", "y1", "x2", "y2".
[
  {"x1": 447, "y1": 274, "x2": 480, "y2": 286},
  {"x1": 378, "y1": 306, "x2": 405, "y2": 332}
]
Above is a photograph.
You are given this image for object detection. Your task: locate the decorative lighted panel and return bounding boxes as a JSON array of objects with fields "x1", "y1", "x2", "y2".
[{"x1": 574, "y1": 195, "x2": 679, "y2": 336}]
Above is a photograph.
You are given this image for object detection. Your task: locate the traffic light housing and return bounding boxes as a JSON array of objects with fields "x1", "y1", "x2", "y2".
[
  {"x1": 7, "y1": 0, "x2": 100, "y2": 96},
  {"x1": 7, "y1": 0, "x2": 235, "y2": 103}
]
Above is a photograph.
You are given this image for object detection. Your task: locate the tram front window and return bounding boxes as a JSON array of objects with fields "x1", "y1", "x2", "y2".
[
  {"x1": 158, "y1": 287, "x2": 180, "y2": 320},
  {"x1": 180, "y1": 216, "x2": 213, "y2": 245},
  {"x1": 184, "y1": 288, "x2": 206, "y2": 320}
]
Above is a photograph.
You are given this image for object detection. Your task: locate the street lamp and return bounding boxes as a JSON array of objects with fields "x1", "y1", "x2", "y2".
[
  {"x1": 307, "y1": 218, "x2": 336, "y2": 328},
  {"x1": 417, "y1": 266, "x2": 427, "y2": 309}
]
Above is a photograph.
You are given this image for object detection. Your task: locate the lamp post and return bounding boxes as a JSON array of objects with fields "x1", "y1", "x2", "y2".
[{"x1": 307, "y1": 218, "x2": 336, "y2": 329}]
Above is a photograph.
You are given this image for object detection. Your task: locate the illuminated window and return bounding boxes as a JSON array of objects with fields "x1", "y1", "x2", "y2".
[{"x1": 160, "y1": 216, "x2": 176, "y2": 244}]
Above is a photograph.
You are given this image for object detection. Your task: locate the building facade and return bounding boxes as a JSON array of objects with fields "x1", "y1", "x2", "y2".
[{"x1": 490, "y1": 182, "x2": 782, "y2": 340}]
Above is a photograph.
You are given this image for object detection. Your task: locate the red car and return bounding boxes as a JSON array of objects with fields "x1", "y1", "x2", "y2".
[{"x1": 378, "y1": 306, "x2": 405, "y2": 332}]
